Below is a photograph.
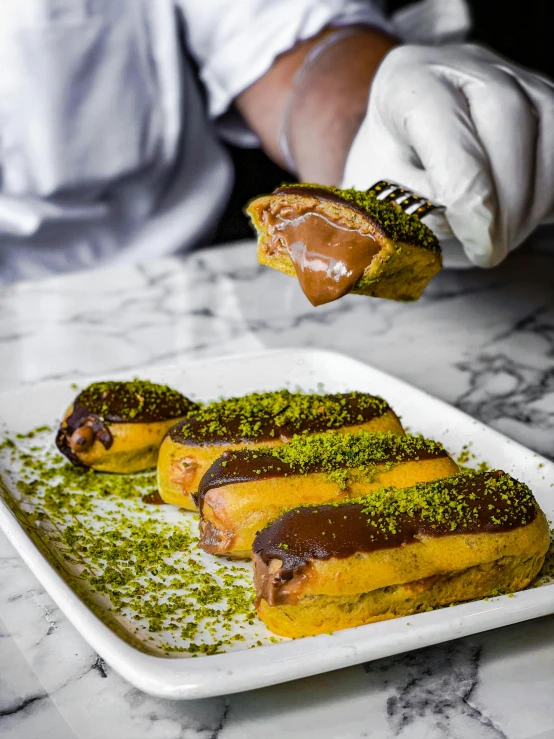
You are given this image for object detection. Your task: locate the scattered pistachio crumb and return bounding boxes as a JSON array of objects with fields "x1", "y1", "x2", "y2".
[{"x1": 0, "y1": 426, "x2": 274, "y2": 656}]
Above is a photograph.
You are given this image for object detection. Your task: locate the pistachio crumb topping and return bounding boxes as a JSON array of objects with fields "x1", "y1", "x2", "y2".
[
  {"x1": 351, "y1": 472, "x2": 537, "y2": 533},
  {"x1": 216, "y1": 431, "x2": 446, "y2": 489},
  {"x1": 282, "y1": 471, "x2": 536, "y2": 538},
  {"x1": 172, "y1": 390, "x2": 389, "y2": 444}
]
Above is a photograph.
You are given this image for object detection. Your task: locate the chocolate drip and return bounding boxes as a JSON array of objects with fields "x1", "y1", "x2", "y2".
[
  {"x1": 270, "y1": 185, "x2": 440, "y2": 254},
  {"x1": 264, "y1": 202, "x2": 380, "y2": 306},
  {"x1": 142, "y1": 490, "x2": 167, "y2": 505},
  {"x1": 56, "y1": 404, "x2": 113, "y2": 466},
  {"x1": 253, "y1": 472, "x2": 538, "y2": 578}
]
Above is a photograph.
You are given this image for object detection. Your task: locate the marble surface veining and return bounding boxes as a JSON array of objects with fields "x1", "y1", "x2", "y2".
[{"x1": 2, "y1": 235, "x2": 554, "y2": 739}]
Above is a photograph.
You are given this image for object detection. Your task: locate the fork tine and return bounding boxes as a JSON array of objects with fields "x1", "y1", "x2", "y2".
[
  {"x1": 369, "y1": 180, "x2": 392, "y2": 193},
  {"x1": 395, "y1": 193, "x2": 422, "y2": 211},
  {"x1": 367, "y1": 180, "x2": 445, "y2": 218},
  {"x1": 381, "y1": 187, "x2": 407, "y2": 203},
  {"x1": 413, "y1": 201, "x2": 441, "y2": 217}
]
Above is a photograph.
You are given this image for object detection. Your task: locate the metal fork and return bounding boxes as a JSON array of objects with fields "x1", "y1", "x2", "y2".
[{"x1": 369, "y1": 181, "x2": 445, "y2": 218}]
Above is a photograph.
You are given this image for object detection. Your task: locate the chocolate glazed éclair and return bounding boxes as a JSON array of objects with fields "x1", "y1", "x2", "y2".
[
  {"x1": 56, "y1": 383, "x2": 195, "y2": 466},
  {"x1": 265, "y1": 186, "x2": 382, "y2": 306},
  {"x1": 194, "y1": 443, "x2": 448, "y2": 512},
  {"x1": 253, "y1": 472, "x2": 539, "y2": 606}
]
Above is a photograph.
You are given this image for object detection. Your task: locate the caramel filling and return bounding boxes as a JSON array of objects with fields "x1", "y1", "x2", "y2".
[{"x1": 265, "y1": 208, "x2": 380, "y2": 306}]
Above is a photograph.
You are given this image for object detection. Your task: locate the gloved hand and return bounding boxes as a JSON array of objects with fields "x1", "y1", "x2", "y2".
[{"x1": 342, "y1": 44, "x2": 554, "y2": 268}]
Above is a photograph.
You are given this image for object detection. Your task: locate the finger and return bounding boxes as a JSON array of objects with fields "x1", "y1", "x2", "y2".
[
  {"x1": 396, "y1": 75, "x2": 500, "y2": 267},
  {"x1": 451, "y1": 65, "x2": 538, "y2": 254},
  {"x1": 464, "y1": 45, "x2": 554, "y2": 226},
  {"x1": 507, "y1": 69, "x2": 554, "y2": 225}
]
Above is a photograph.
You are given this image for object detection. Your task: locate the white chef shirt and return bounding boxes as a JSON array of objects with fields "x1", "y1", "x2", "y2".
[{"x1": 0, "y1": 0, "x2": 469, "y2": 283}]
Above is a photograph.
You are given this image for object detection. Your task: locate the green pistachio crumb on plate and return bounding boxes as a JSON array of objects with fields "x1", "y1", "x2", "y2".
[{"x1": 0, "y1": 426, "x2": 274, "y2": 656}]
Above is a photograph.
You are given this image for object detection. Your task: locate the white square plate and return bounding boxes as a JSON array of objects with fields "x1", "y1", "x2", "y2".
[{"x1": 0, "y1": 349, "x2": 553, "y2": 699}]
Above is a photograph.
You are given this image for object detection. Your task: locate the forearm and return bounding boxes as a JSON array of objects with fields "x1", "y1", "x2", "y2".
[{"x1": 236, "y1": 27, "x2": 398, "y2": 185}]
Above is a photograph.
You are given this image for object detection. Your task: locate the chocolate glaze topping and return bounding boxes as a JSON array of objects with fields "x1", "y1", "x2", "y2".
[
  {"x1": 170, "y1": 391, "x2": 391, "y2": 448},
  {"x1": 69, "y1": 380, "x2": 195, "y2": 424},
  {"x1": 253, "y1": 471, "x2": 538, "y2": 585},
  {"x1": 142, "y1": 490, "x2": 167, "y2": 505},
  {"x1": 195, "y1": 432, "x2": 448, "y2": 512}
]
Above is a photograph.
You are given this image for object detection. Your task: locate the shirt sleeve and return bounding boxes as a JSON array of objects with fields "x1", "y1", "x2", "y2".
[{"x1": 178, "y1": 0, "x2": 393, "y2": 118}]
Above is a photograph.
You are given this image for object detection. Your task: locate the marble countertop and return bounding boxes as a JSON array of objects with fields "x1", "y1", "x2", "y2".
[{"x1": 2, "y1": 237, "x2": 554, "y2": 739}]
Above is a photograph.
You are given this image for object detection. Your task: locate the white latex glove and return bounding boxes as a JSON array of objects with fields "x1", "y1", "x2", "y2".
[{"x1": 342, "y1": 44, "x2": 554, "y2": 268}]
